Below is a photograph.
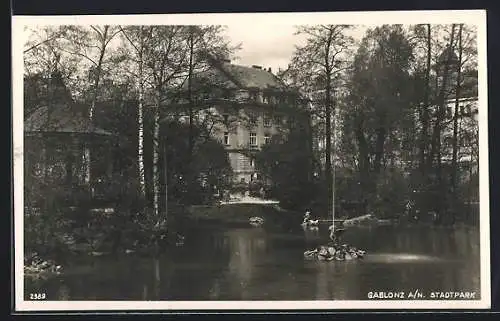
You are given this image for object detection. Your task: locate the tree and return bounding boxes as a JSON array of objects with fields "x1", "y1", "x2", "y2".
[
  {"x1": 450, "y1": 24, "x2": 477, "y2": 213},
  {"x1": 119, "y1": 26, "x2": 151, "y2": 201},
  {"x1": 142, "y1": 26, "x2": 188, "y2": 218},
  {"x1": 23, "y1": 26, "x2": 81, "y2": 119},
  {"x1": 411, "y1": 24, "x2": 433, "y2": 174},
  {"x1": 287, "y1": 25, "x2": 354, "y2": 218},
  {"x1": 255, "y1": 124, "x2": 314, "y2": 211},
  {"x1": 347, "y1": 25, "x2": 415, "y2": 212},
  {"x1": 181, "y1": 26, "x2": 236, "y2": 199}
]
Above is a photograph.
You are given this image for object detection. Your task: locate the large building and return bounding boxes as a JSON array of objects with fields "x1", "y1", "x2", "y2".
[{"x1": 182, "y1": 59, "x2": 310, "y2": 184}]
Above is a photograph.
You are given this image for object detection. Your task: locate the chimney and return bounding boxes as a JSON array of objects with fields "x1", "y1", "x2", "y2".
[{"x1": 252, "y1": 65, "x2": 262, "y2": 69}]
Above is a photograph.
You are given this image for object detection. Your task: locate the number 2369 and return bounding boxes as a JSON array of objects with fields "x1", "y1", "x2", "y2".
[{"x1": 29, "y1": 293, "x2": 46, "y2": 300}]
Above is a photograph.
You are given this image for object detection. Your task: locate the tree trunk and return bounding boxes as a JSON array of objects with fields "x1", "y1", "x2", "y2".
[
  {"x1": 355, "y1": 123, "x2": 370, "y2": 213},
  {"x1": 451, "y1": 24, "x2": 463, "y2": 211},
  {"x1": 137, "y1": 38, "x2": 146, "y2": 199},
  {"x1": 428, "y1": 25, "x2": 456, "y2": 211},
  {"x1": 187, "y1": 27, "x2": 195, "y2": 202},
  {"x1": 373, "y1": 126, "x2": 387, "y2": 174},
  {"x1": 153, "y1": 93, "x2": 161, "y2": 217},
  {"x1": 85, "y1": 26, "x2": 109, "y2": 187},
  {"x1": 306, "y1": 110, "x2": 315, "y2": 183},
  {"x1": 88, "y1": 27, "x2": 108, "y2": 121},
  {"x1": 163, "y1": 142, "x2": 168, "y2": 228},
  {"x1": 325, "y1": 78, "x2": 333, "y2": 220},
  {"x1": 419, "y1": 24, "x2": 432, "y2": 174}
]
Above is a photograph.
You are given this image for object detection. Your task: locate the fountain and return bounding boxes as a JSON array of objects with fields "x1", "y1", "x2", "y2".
[{"x1": 303, "y1": 110, "x2": 366, "y2": 262}]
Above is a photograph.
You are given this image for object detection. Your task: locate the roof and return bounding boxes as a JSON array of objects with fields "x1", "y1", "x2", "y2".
[
  {"x1": 24, "y1": 104, "x2": 114, "y2": 136},
  {"x1": 218, "y1": 63, "x2": 287, "y2": 90},
  {"x1": 194, "y1": 61, "x2": 288, "y2": 91}
]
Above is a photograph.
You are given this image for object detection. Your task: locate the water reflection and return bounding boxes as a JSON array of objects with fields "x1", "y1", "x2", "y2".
[{"x1": 26, "y1": 224, "x2": 481, "y2": 301}]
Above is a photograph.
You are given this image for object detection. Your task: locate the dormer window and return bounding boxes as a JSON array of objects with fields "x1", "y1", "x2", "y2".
[{"x1": 250, "y1": 91, "x2": 258, "y2": 101}]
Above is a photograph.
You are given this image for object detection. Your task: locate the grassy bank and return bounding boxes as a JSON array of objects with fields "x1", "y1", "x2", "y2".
[{"x1": 186, "y1": 203, "x2": 303, "y2": 229}]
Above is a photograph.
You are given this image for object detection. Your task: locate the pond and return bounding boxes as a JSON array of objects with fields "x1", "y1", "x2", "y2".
[{"x1": 25, "y1": 222, "x2": 481, "y2": 301}]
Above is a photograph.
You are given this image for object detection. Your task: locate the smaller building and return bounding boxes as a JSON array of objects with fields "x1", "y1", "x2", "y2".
[{"x1": 24, "y1": 73, "x2": 117, "y2": 207}]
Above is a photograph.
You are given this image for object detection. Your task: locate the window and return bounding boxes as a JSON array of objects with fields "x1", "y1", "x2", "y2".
[
  {"x1": 264, "y1": 133, "x2": 271, "y2": 145},
  {"x1": 249, "y1": 132, "x2": 257, "y2": 147},
  {"x1": 460, "y1": 105, "x2": 465, "y2": 115},
  {"x1": 447, "y1": 107, "x2": 453, "y2": 118},
  {"x1": 248, "y1": 113, "x2": 258, "y2": 126},
  {"x1": 263, "y1": 115, "x2": 272, "y2": 127},
  {"x1": 466, "y1": 104, "x2": 472, "y2": 115},
  {"x1": 274, "y1": 115, "x2": 282, "y2": 125},
  {"x1": 223, "y1": 132, "x2": 229, "y2": 145},
  {"x1": 222, "y1": 114, "x2": 229, "y2": 124},
  {"x1": 250, "y1": 158, "x2": 255, "y2": 168}
]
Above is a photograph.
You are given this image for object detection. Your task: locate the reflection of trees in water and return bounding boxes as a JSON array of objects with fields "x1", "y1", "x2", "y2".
[
  {"x1": 154, "y1": 258, "x2": 161, "y2": 300},
  {"x1": 303, "y1": 227, "x2": 321, "y2": 249},
  {"x1": 215, "y1": 229, "x2": 268, "y2": 300},
  {"x1": 57, "y1": 283, "x2": 70, "y2": 300},
  {"x1": 315, "y1": 262, "x2": 342, "y2": 299},
  {"x1": 313, "y1": 260, "x2": 367, "y2": 300},
  {"x1": 46, "y1": 226, "x2": 481, "y2": 300},
  {"x1": 391, "y1": 227, "x2": 479, "y2": 258}
]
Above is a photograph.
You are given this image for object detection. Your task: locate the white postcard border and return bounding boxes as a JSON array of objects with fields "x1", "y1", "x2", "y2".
[{"x1": 12, "y1": 9, "x2": 491, "y2": 311}]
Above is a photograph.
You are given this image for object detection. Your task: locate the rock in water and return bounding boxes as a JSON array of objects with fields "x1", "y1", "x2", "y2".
[
  {"x1": 249, "y1": 216, "x2": 264, "y2": 227},
  {"x1": 304, "y1": 249, "x2": 318, "y2": 259},
  {"x1": 303, "y1": 243, "x2": 366, "y2": 262}
]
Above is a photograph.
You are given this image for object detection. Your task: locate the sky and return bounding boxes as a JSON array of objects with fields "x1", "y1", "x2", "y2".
[{"x1": 223, "y1": 24, "x2": 368, "y2": 73}]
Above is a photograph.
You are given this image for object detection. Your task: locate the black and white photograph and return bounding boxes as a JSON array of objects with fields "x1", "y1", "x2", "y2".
[{"x1": 12, "y1": 10, "x2": 490, "y2": 311}]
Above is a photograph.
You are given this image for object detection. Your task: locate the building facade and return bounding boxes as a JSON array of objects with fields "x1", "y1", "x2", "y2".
[{"x1": 186, "y1": 60, "x2": 310, "y2": 184}]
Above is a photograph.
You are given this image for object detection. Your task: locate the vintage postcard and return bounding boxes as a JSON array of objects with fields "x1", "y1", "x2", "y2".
[{"x1": 12, "y1": 10, "x2": 490, "y2": 311}]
